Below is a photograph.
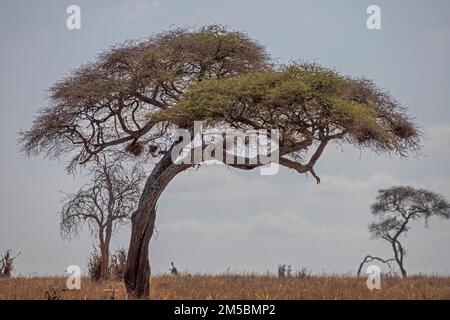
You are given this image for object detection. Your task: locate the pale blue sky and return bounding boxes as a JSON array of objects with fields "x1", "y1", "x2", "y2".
[{"x1": 1, "y1": 0, "x2": 450, "y2": 276}]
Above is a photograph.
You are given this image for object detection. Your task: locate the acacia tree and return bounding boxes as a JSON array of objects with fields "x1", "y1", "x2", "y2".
[
  {"x1": 61, "y1": 155, "x2": 144, "y2": 280},
  {"x1": 20, "y1": 25, "x2": 420, "y2": 298},
  {"x1": 365, "y1": 186, "x2": 450, "y2": 277}
]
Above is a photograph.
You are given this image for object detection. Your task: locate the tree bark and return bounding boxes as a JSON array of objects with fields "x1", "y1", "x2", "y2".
[
  {"x1": 399, "y1": 265, "x2": 407, "y2": 277},
  {"x1": 99, "y1": 245, "x2": 109, "y2": 280},
  {"x1": 124, "y1": 151, "x2": 191, "y2": 299},
  {"x1": 391, "y1": 219, "x2": 408, "y2": 278},
  {"x1": 392, "y1": 241, "x2": 407, "y2": 277},
  {"x1": 98, "y1": 227, "x2": 111, "y2": 281}
]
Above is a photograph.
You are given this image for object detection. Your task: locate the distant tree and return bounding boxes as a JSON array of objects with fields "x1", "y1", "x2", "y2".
[
  {"x1": 20, "y1": 25, "x2": 420, "y2": 298},
  {"x1": 0, "y1": 250, "x2": 21, "y2": 278},
  {"x1": 365, "y1": 186, "x2": 450, "y2": 277},
  {"x1": 61, "y1": 156, "x2": 144, "y2": 281}
]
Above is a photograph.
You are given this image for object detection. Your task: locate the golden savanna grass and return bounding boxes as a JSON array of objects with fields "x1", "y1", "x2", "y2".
[{"x1": 0, "y1": 275, "x2": 449, "y2": 300}]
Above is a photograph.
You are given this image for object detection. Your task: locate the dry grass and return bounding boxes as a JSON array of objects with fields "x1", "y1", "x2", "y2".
[{"x1": 0, "y1": 274, "x2": 449, "y2": 300}]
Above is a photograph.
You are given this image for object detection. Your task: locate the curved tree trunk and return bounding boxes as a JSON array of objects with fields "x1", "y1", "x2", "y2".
[
  {"x1": 399, "y1": 264, "x2": 407, "y2": 278},
  {"x1": 124, "y1": 151, "x2": 191, "y2": 299},
  {"x1": 392, "y1": 241, "x2": 407, "y2": 278}
]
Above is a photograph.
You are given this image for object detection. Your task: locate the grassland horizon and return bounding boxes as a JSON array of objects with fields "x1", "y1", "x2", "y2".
[{"x1": 1, "y1": 274, "x2": 449, "y2": 300}]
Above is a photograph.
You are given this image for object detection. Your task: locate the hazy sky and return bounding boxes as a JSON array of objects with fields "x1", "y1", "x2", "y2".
[{"x1": 1, "y1": 0, "x2": 450, "y2": 276}]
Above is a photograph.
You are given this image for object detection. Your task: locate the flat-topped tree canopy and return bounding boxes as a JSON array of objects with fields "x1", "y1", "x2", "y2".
[
  {"x1": 20, "y1": 27, "x2": 419, "y2": 183},
  {"x1": 153, "y1": 64, "x2": 420, "y2": 181},
  {"x1": 19, "y1": 25, "x2": 270, "y2": 170},
  {"x1": 19, "y1": 25, "x2": 419, "y2": 176}
]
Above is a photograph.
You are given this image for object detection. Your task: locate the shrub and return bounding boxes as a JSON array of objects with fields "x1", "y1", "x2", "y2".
[
  {"x1": 87, "y1": 250, "x2": 103, "y2": 282},
  {"x1": 87, "y1": 248, "x2": 127, "y2": 281},
  {"x1": 0, "y1": 250, "x2": 21, "y2": 278},
  {"x1": 110, "y1": 249, "x2": 127, "y2": 280},
  {"x1": 278, "y1": 264, "x2": 292, "y2": 278}
]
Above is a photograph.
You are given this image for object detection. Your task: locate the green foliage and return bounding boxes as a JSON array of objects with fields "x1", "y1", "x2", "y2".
[
  {"x1": 153, "y1": 63, "x2": 419, "y2": 154},
  {"x1": 20, "y1": 25, "x2": 419, "y2": 172}
]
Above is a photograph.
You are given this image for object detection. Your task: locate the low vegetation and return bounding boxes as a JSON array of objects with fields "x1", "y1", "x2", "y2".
[
  {"x1": 0, "y1": 274, "x2": 449, "y2": 300},
  {"x1": 87, "y1": 248, "x2": 127, "y2": 282}
]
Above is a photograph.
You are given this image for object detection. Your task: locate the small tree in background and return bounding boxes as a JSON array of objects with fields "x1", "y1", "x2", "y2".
[
  {"x1": 362, "y1": 186, "x2": 450, "y2": 277},
  {"x1": 0, "y1": 250, "x2": 21, "y2": 278},
  {"x1": 61, "y1": 156, "x2": 144, "y2": 281}
]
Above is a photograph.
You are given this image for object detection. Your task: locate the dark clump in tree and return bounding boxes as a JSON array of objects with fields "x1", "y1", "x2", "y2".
[
  {"x1": 61, "y1": 156, "x2": 144, "y2": 281},
  {"x1": 364, "y1": 186, "x2": 450, "y2": 277},
  {"x1": 20, "y1": 25, "x2": 420, "y2": 298}
]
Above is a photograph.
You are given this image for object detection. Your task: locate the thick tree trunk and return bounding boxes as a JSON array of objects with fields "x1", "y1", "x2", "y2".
[
  {"x1": 124, "y1": 207, "x2": 155, "y2": 298},
  {"x1": 99, "y1": 244, "x2": 110, "y2": 281},
  {"x1": 124, "y1": 151, "x2": 190, "y2": 299}
]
